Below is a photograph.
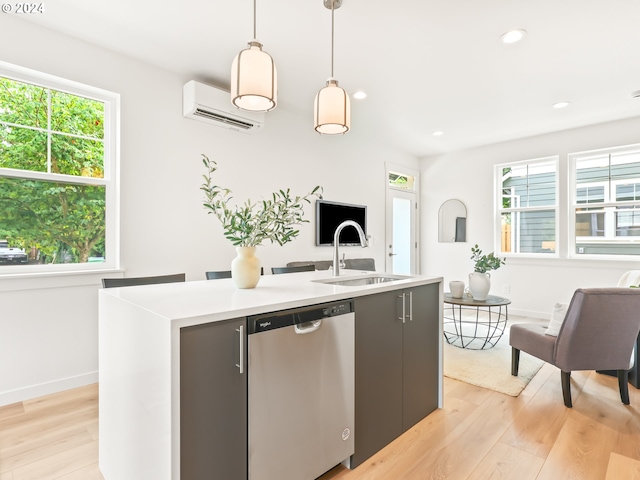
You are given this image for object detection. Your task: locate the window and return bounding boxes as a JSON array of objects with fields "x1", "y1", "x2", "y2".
[
  {"x1": 388, "y1": 171, "x2": 416, "y2": 191},
  {"x1": 0, "y1": 62, "x2": 119, "y2": 274},
  {"x1": 570, "y1": 145, "x2": 640, "y2": 256},
  {"x1": 496, "y1": 157, "x2": 558, "y2": 255}
]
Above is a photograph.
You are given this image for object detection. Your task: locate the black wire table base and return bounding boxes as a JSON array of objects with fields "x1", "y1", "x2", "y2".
[{"x1": 443, "y1": 294, "x2": 510, "y2": 350}]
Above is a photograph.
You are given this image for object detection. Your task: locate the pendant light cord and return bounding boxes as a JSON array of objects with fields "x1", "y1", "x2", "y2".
[
  {"x1": 253, "y1": 0, "x2": 257, "y2": 39},
  {"x1": 330, "y1": 1, "x2": 335, "y2": 77}
]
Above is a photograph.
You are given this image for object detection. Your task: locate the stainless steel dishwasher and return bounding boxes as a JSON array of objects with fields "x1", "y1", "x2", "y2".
[{"x1": 248, "y1": 300, "x2": 355, "y2": 480}]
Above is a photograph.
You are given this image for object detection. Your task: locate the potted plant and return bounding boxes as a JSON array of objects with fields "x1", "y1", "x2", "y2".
[
  {"x1": 200, "y1": 155, "x2": 322, "y2": 288},
  {"x1": 469, "y1": 244, "x2": 506, "y2": 300}
]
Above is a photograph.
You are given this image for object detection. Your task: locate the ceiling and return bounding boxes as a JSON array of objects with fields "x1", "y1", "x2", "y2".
[{"x1": 21, "y1": 0, "x2": 640, "y2": 157}]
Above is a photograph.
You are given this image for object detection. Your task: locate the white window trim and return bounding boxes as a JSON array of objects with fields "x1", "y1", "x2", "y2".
[
  {"x1": 568, "y1": 143, "x2": 640, "y2": 260},
  {"x1": 494, "y1": 156, "x2": 559, "y2": 258},
  {"x1": 0, "y1": 60, "x2": 120, "y2": 283}
]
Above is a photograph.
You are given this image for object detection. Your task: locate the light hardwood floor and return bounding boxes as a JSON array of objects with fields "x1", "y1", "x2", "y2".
[{"x1": 1, "y1": 366, "x2": 639, "y2": 479}]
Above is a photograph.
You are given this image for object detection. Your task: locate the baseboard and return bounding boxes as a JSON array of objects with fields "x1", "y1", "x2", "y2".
[{"x1": 0, "y1": 371, "x2": 98, "y2": 406}]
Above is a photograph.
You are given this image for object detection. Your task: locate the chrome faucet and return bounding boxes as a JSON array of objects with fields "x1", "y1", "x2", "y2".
[{"x1": 333, "y1": 220, "x2": 368, "y2": 276}]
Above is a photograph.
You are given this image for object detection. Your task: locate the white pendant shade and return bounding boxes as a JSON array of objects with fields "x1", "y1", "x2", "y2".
[
  {"x1": 314, "y1": 78, "x2": 350, "y2": 135},
  {"x1": 231, "y1": 41, "x2": 277, "y2": 112}
]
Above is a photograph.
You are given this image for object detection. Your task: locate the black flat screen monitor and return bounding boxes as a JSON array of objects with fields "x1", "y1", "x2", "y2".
[{"x1": 315, "y1": 200, "x2": 367, "y2": 246}]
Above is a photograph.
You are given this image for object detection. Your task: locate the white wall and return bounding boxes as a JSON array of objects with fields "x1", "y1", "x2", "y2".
[
  {"x1": 421, "y1": 115, "x2": 640, "y2": 318},
  {"x1": 0, "y1": 16, "x2": 418, "y2": 405}
]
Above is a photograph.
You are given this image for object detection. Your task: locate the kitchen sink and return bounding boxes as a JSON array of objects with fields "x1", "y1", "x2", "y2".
[{"x1": 313, "y1": 274, "x2": 411, "y2": 287}]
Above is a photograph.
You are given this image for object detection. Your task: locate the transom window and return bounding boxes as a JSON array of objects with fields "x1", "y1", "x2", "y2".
[
  {"x1": 388, "y1": 171, "x2": 416, "y2": 191},
  {"x1": 0, "y1": 62, "x2": 118, "y2": 273}
]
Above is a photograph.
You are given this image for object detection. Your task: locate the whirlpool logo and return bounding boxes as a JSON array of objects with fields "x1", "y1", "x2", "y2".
[{"x1": 259, "y1": 321, "x2": 272, "y2": 329}]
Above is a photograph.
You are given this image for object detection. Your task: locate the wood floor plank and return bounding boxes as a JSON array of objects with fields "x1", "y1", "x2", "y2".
[
  {"x1": 518, "y1": 363, "x2": 555, "y2": 400},
  {"x1": 21, "y1": 385, "x2": 97, "y2": 413},
  {"x1": 0, "y1": 398, "x2": 97, "y2": 437},
  {"x1": 319, "y1": 391, "x2": 480, "y2": 479},
  {"x1": 467, "y1": 442, "x2": 545, "y2": 480},
  {"x1": 0, "y1": 428, "x2": 94, "y2": 473},
  {"x1": 0, "y1": 403, "x2": 24, "y2": 422},
  {"x1": 0, "y1": 406, "x2": 98, "y2": 455},
  {"x1": 574, "y1": 378, "x2": 640, "y2": 465},
  {"x1": 535, "y1": 398, "x2": 621, "y2": 480},
  {"x1": 401, "y1": 393, "x2": 528, "y2": 479},
  {"x1": 52, "y1": 462, "x2": 104, "y2": 480},
  {"x1": 446, "y1": 379, "x2": 495, "y2": 406},
  {"x1": 605, "y1": 452, "x2": 640, "y2": 480},
  {"x1": 498, "y1": 365, "x2": 572, "y2": 459},
  {"x1": 10, "y1": 441, "x2": 98, "y2": 480}
]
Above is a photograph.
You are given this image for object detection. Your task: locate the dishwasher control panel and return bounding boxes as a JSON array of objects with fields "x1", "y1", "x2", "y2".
[
  {"x1": 248, "y1": 300, "x2": 353, "y2": 334},
  {"x1": 324, "y1": 302, "x2": 352, "y2": 317}
]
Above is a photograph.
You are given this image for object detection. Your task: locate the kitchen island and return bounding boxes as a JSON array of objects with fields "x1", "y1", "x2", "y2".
[{"x1": 98, "y1": 269, "x2": 443, "y2": 480}]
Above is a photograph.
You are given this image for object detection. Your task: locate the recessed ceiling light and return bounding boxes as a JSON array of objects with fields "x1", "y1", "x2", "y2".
[
  {"x1": 500, "y1": 29, "x2": 527, "y2": 44},
  {"x1": 552, "y1": 101, "x2": 571, "y2": 109},
  {"x1": 432, "y1": 130, "x2": 444, "y2": 136},
  {"x1": 353, "y1": 91, "x2": 367, "y2": 100}
]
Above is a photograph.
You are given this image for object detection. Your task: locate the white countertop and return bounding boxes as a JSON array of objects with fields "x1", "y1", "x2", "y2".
[{"x1": 99, "y1": 270, "x2": 442, "y2": 327}]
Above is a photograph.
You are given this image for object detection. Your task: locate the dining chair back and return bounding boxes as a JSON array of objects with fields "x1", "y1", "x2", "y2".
[{"x1": 101, "y1": 273, "x2": 186, "y2": 288}]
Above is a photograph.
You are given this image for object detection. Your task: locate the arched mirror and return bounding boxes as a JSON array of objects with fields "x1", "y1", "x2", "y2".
[{"x1": 438, "y1": 199, "x2": 467, "y2": 242}]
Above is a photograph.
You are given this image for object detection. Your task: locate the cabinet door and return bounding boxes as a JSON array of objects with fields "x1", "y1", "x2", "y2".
[
  {"x1": 351, "y1": 291, "x2": 403, "y2": 468},
  {"x1": 180, "y1": 318, "x2": 247, "y2": 480},
  {"x1": 402, "y1": 284, "x2": 440, "y2": 431}
]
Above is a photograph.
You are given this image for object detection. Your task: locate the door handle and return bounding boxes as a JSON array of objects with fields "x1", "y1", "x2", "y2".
[
  {"x1": 388, "y1": 252, "x2": 397, "y2": 257},
  {"x1": 408, "y1": 291, "x2": 413, "y2": 321},
  {"x1": 398, "y1": 294, "x2": 405, "y2": 323},
  {"x1": 294, "y1": 319, "x2": 323, "y2": 334},
  {"x1": 235, "y1": 326, "x2": 244, "y2": 374}
]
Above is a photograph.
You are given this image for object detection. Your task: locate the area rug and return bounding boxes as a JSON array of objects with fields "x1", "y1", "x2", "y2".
[{"x1": 443, "y1": 318, "x2": 545, "y2": 397}]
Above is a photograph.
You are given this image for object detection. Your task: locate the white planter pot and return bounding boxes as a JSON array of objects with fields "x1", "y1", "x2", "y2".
[
  {"x1": 231, "y1": 246, "x2": 261, "y2": 289},
  {"x1": 468, "y1": 272, "x2": 491, "y2": 300}
]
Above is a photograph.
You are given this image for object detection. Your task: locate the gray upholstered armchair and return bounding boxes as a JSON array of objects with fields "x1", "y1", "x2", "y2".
[{"x1": 510, "y1": 288, "x2": 640, "y2": 408}]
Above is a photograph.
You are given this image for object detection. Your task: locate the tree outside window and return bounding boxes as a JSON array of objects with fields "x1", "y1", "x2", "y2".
[{"x1": 0, "y1": 73, "x2": 113, "y2": 267}]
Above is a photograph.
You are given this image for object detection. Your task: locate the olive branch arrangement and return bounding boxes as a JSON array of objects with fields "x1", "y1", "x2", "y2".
[{"x1": 200, "y1": 155, "x2": 323, "y2": 247}]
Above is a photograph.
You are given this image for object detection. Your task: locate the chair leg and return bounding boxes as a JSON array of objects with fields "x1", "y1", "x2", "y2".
[
  {"x1": 511, "y1": 348, "x2": 520, "y2": 376},
  {"x1": 618, "y1": 370, "x2": 630, "y2": 405},
  {"x1": 561, "y1": 371, "x2": 572, "y2": 408}
]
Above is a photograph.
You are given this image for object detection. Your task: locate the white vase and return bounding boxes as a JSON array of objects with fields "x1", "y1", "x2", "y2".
[
  {"x1": 468, "y1": 272, "x2": 491, "y2": 300},
  {"x1": 231, "y1": 246, "x2": 261, "y2": 289}
]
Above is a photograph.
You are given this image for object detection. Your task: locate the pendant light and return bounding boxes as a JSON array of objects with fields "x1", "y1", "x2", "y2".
[
  {"x1": 314, "y1": 0, "x2": 350, "y2": 134},
  {"x1": 231, "y1": 0, "x2": 277, "y2": 112}
]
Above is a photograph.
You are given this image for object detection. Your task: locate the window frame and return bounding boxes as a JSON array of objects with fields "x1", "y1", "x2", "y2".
[
  {"x1": 568, "y1": 143, "x2": 640, "y2": 259},
  {"x1": 494, "y1": 156, "x2": 559, "y2": 258},
  {"x1": 0, "y1": 60, "x2": 120, "y2": 277}
]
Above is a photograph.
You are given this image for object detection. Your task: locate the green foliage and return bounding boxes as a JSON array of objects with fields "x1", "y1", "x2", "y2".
[
  {"x1": 200, "y1": 155, "x2": 323, "y2": 247},
  {"x1": 470, "y1": 244, "x2": 506, "y2": 273},
  {"x1": 0, "y1": 76, "x2": 106, "y2": 264}
]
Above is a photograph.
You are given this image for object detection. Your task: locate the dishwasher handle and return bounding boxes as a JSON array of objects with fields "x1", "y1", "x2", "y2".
[{"x1": 294, "y1": 319, "x2": 323, "y2": 334}]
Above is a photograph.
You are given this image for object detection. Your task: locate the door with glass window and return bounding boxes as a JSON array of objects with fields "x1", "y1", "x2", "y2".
[{"x1": 386, "y1": 168, "x2": 418, "y2": 275}]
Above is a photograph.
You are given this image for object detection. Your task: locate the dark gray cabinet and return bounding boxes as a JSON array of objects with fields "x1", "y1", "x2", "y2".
[
  {"x1": 180, "y1": 317, "x2": 247, "y2": 480},
  {"x1": 401, "y1": 284, "x2": 440, "y2": 431},
  {"x1": 351, "y1": 283, "x2": 439, "y2": 467}
]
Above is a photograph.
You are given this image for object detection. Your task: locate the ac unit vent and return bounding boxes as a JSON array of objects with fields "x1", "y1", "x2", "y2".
[
  {"x1": 193, "y1": 108, "x2": 254, "y2": 130},
  {"x1": 183, "y1": 80, "x2": 265, "y2": 134}
]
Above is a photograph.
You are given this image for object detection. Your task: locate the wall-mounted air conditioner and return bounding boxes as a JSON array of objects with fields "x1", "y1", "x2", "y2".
[{"x1": 182, "y1": 80, "x2": 265, "y2": 134}]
